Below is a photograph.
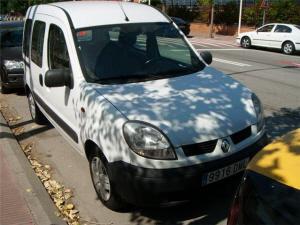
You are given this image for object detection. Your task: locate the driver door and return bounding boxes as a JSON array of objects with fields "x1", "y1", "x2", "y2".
[{"x1": 254, "y1": 24, "x2": 275, "y2": 47}]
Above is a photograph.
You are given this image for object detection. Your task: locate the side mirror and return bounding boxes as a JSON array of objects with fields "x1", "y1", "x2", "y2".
[
  {"x1": 200, "y1": 51, "x2": 213, "y2": 65},
  {"x1": 45, "y1": 69, "x2": 71, "y2": 88}
]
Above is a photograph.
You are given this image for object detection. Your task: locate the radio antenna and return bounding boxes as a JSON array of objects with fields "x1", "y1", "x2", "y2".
[{"x1": 118, "y1": 2, "x2": 129, "y2": 22}]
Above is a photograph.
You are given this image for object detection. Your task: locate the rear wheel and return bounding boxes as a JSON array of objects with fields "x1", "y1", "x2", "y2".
[
  {"x1": 282, "y1": 41, "x2": 295, "y2": 55},
  {"x1": 89, "y1": 148, "x2": 126, "y2": 211},
  {"x1": 241, "y1": 36, "x2": 251, "y2": 48},
  {"x1": 28, "y1": 91, "x2": 47, "y2": 124}
]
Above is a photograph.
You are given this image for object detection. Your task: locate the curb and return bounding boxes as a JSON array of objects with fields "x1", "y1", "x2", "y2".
[{"x1": 0, "y1": 113, "x2": 67, "y2": 225}]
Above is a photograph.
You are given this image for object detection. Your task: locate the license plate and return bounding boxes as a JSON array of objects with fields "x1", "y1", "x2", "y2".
[{"x1": 202, "y1": 158, "x2": 249, "y2": 186}]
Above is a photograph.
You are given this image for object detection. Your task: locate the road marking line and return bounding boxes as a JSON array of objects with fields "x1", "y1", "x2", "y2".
[
  {"x1": 197, "y1": 48, "x2": 245, "y2": 51},
  {"x1": 190, "y1": 43, "x2": 207, "y2": 47},
  {"x1": 213, "y1": 58, "x2": 252, "y2": 67},
  {"x1": 195, "y1": 42, "x2": 224, "y2": 47}
]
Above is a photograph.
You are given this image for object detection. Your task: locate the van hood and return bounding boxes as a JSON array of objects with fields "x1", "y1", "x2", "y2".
[{"x1": 94, "y1": 67, "x2": 257, "y2": 147}]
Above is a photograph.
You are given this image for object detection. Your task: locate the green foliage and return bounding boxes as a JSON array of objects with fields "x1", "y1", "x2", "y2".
[
  {"x1": 242, "y1": 0, "x2": 300, "y2": 26},
  {"x1": 214, "y1": 1, "x2": 239, "y2": 26},
  {"x1": 0, "y1": 0, "x2": 61, "y2": 15},
  {"x1": 242, "y1": 6, "x2": 262, "y2": 26},
  {"x1": 167, "y1": 6, "x2": 198, "y2": 22},
  {"x1": 198, "y1": 0, "x2": 214, "y2": 6},
  {"x1": 268, "y1": 0, "x2": 300, "y2": 24}
]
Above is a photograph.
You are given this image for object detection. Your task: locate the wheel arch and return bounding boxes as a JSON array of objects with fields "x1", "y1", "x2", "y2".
[
  {"x1": 241, "y1": 35, "x2": 251, "y2": 43},
  {"x1": 25, "y1": 84, "x2": 31, "y2": 97},
  {"x1": 281, "y1": 40, "x2": 295, "y2": 48},
  {"x1": 84, "y1": 139, "x2": 106, "y2": 162}
]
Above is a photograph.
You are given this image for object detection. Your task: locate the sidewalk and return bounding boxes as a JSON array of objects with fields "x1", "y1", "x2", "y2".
[{"x1": 0, "y1": 113, "x2": 66, "y2": 225}]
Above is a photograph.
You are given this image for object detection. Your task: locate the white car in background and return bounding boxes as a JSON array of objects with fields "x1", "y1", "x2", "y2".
[{"x1": 237, "y1": 23, "x2": 300, "y2": 55}]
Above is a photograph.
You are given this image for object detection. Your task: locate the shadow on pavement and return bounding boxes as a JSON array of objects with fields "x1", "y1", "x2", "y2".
[
  {"x1": 128, "y1": 174, "x2": 242, "y2": 225},
  {"x1": 265, "y1": 107, "x2": 300, "y2": 140}
]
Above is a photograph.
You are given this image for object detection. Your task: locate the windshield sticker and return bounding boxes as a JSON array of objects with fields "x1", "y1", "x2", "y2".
[{"x1": 77, "y1": 30, "x2": 92, "y2": 42}]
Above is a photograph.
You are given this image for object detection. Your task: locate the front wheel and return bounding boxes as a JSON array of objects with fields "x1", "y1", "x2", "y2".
[
  {"x1": 0, "y1": 74, "x2": 9, "y2": 94},
  {"x1": 241, "y1": 37, "x2": 251, "y2": 48},
  {"x1": 0, "y1": 82, "x2": 9, "y2": 94},
  {"x1": 282, "y1": 41, "x2": 295, "y2": 55},
  {"x1": 89, "y1": 149, "x2": 126, "y2": 211},
  {"x1": 27, "y1": 92, "x2": 47, "y2": 124}
]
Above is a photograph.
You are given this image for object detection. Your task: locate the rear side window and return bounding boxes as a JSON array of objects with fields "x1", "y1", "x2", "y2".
[
  {"x1": 48, "y1": 24, "x2": 70, "y2": 69},
  {"x1": 274, "y1": 25, "x2": 292, "y2": 33},
  {"x1": 31, "y1": 21, "x2": 46, "y2": 67},
  {"x1": 23, "y1": 19, "x2": 32, "y2": 57}
]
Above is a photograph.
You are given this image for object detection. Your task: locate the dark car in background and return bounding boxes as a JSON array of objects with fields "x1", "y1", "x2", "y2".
[
  {"x1": 0, "y1": 21, "x2": 24, "y2": 93},
  {"x1": 227, "y1": 129, "x2": 300, "y2": 225},
  {"x1": 171, "y1": 17, "x2": 190, "y2": 36}
]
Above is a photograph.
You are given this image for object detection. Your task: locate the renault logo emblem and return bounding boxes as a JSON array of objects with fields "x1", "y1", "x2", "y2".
[{"x1": 221, "y1": 139, "x2": 230, "y2": 153}]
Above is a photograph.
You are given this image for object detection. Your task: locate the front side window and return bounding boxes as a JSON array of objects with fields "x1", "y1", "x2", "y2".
[
  {"x1": 76, "y1": 22, "x2": 204, "y2": 84},
  {"x1": 257, "y1": 25, "x2": 274, "y2": 32},
  {"x1": 31, "y1": 21, "x2": 46, "y2": 67},
  {"x1": 23, "y1": 19, "x2": 32, "y2": 56},
  {"x1": 274, "y1": 25, "x2": 292, "y2": 33},
  {"x1": 48, "y1": 24, "x2": 70, "y2": 70}
]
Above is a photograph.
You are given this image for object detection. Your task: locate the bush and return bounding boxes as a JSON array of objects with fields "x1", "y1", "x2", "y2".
[
  {"x1": 268, "y1": 0, "x2": 300, "y2": 24},
  {"x1": 242, "y1": 0, "x2": 300, "y2": 26},
  {"x1": 167, "y1": 6, "x2": 198, "y2": 22},
  {"x1": 214, "y1": 1, "x2": 239, "y2": 26}
]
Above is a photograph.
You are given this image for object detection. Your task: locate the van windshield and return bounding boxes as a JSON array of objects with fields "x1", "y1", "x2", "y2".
[{"x1": 76, "y1": 22, "x2": 205, "y2": 84}]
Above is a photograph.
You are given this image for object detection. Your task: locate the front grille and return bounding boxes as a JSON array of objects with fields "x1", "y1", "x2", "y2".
[
  {"x1": 230, "y1": 126, "x2": 252, "y2": 144},
  {"x1": 182, "y1": 139, "x2": 218, "y2": 157}
]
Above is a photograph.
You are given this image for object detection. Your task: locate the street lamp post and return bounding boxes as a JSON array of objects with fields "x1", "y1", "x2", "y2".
[
  {"x1": 209, "y1": 1, "x2": 214, "y2": 38},
  {"x1": 238, "y1": 0, "x2": 243, "y2": 35}
]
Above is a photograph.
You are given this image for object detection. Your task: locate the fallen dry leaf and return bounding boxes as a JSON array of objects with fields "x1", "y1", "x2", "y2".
[{"x1": 66, "y1": 204, "x2": 74, "y2": 210}]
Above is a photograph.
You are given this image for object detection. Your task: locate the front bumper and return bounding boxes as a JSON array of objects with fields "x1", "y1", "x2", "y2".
[
  {"x1": 109, "y1": 133, "x2": 268, "y2": 205},
  {"x1": 295, "y1": 42, "x2": 300, "y2": 51},
  {"x1": 1, "y1": 68, "x2": 24, "y2": 89},
  {"x1": 236, "y1": 37, "x2": 241, "y2": 45}
]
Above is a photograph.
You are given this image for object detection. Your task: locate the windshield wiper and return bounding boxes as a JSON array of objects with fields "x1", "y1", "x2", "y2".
[
  {"x1": 94, "y1": 74, "x2": 162, "y2": 83},
  {"x1": 154, "y1": 66, "x2": 200, "y2": 76}
]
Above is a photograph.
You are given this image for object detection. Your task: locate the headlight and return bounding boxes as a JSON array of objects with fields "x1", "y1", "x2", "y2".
[
  {"x1": 4, "y1": 60, "x2": 24, "y2": 70},
  {"x1": 251, "y1": 93, "x2": 264, "y2": 132},
  {"x1": 123, "y1": 121, "x2": 176, "y2": 160}
]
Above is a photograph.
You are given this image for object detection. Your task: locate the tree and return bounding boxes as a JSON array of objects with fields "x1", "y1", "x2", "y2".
[
  {"x1": 0, "y1": 0, "x2": 62, "y2": 15},
  {"x1": 268, "y1": 0, "x2": 300, "y2": 24},
  {"x1": 215, "y1": 1, "x2": 239, "y2": 26},
  {"x1": 198, "y1": 0, "x2": 214, "y2": 38}
]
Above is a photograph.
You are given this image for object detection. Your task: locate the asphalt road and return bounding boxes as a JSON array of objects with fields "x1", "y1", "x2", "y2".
[{"x1": 1, "y1": 43, "x2": 300, "y2": 225}]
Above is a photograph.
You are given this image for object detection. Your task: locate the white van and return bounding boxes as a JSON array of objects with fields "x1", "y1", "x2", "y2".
[{"x1": 23, "y1": 1, "x2": 267, "y2": 210}]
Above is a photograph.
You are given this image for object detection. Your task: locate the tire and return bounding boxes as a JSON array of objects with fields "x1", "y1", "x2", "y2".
[
  {"x1": 282, "y1": 41, "x2": 295, "y2": 55},
  {"x1": 27, "y1": 91, "x2": 47, "y2": 124},
  {"x1": 0, "y1": 82, "x2": 9, "y2": 94},
  {"x1": 89, "y1": 148, "x2": 126, "y2": 211},
  {"x1": 241, "y1": 36, "x2": 251, "y2": 48},
  {"x1": 0, "y1": 74, "x2": 9, "y2": 94}
]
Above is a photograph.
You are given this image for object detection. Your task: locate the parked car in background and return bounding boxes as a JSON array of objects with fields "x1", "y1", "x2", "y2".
[
  {"x1": 24, "y1": 1, "x2": 267, "y2": 210},
  {"x1": 0, "y1": 21, "x2": 24, "y2": 93},
  {"x1": 236, "y1": 23, "x2": 300, "y2": 55},
  {"x1": 171, "y1": 17, "x2": 190, "y2": 36},
  {"x1": 227, "y1": 128, "x2": 300, "y2": 225}
]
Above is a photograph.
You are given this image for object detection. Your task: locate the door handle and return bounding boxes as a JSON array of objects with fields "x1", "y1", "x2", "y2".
[{"x1": 39, "y1": 74, "x2": 43, "y2": 86}]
